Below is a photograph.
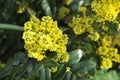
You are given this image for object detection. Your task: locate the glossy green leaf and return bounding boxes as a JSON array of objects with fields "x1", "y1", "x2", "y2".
[
  {"x1": 45, "y1": 67, "x2": 51, "y2": 80},
  {"x1": 108, "y1": 22, "x2": 118, "y2": 36},
  {"x1": 46, "y1": 60, "x2": 59, "y2": 67},
  {"x1": 70, "y1": 74, "x2": 77, "y2": 80},
  {"x1": 71, "y1": 60, "x2": 96, "y2": 74},
  {"x1": 9, "y1": 65, "x2": 20, "y2": 80},
  {"x1": 7, "y1": 52, "x2": 28, "y2": 66},
  {"x1": 83, "y1": 43, "x2": 93, "y2": 54},
  {"x1": 88, "y1": 70, "x2": 120, "y2": 80},
  {"x1": 27, "y1": 61, "x2": 33, "y2": 74},
  {"x1": 52, "y1": 64, "x2": 66, "y2": 80},
  {"x1": 68, "y1": 49, "x2": 83, "y2": 66},
  {"x1": 39, "y1": 67, "x2": 45, "y2": 80},
  {"x1": 7, "y1": 57, "x2": 19, "y2": 66},
  {"x1": 0, "y1": 23, "x2": 23, "y2": 31},
  {"x1": 28, "y1": 62, "x2": 44, "y2": 80},
  {"x1": 15, "y1": 63, "x2": 28, "y2": 80},
  {"x1": 63, "y1": 72, "x2": 72, "y2": 80},
  {"x1": 0, "y1": 66, "x2": 13, "y2": 79},
  {"x1": 14, "y1": 52, "x2": 28, "y2": 64},
  {"x1": 41, "y1": 0, "x2": 52, "y2": 16},
  {"x1": 83, "y1": 0, "x2": 92, "y2": 6}
]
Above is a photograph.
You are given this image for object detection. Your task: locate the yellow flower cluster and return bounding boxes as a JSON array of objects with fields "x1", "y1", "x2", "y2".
[
  {"x1": 22, "y1": 16, "x2": 69, "y2": 63},
  {"x1": 88, "y1": 32, "x2": 100, "y2": 41},
  {"x1": 91, "y1": 0, "x2": 120, "y2": 22},
  {"x1": 68, "y1": 0, "x2": 120, "y2": 70},
  {"x1": 50, "y1": 67, "x2": 58, "y2": 73},
  {"x1": 68, "y1": 16, "x2": 94, "y2": 35},
  {"x1": 66, "y1": 66, "x2": 71, "y2": 72},
  {"x1": 101, "y1": 35, "x2": 112, "y2": 47},
  {"x1": 100, "y1": 58, "x2": 112, "y2": 69},
  {"x1": 97, "y1": 35, "x2": 120, "y2": 69},
  {"x1": 15, "y1": 0, "x2": 25, "y2": 14},
  {"x1": 78, "y1": 7, "x2": 87, "y2": 16}
]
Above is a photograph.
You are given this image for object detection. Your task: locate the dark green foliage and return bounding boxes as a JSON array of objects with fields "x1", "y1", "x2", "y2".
[
  {"x1": 88, "y1": 70, "x2": 120, "y2": 80},
  {"x1": 0, "y1": 0, "x2": 120, "y2": 80}
]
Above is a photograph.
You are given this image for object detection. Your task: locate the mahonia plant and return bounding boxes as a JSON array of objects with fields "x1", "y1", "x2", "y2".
[
  {"x1": 22, "y1": 16, "x2": 69, "y2": 63},
  {"x1": 69, "y1": 0, "x2": 120, "y2": 70}
]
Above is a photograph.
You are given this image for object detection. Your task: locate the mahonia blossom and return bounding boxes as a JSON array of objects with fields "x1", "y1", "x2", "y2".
[
  {"x1": 88, "y1": 32, "x2": 100, "y2": 41},
  {"x1": 101, "y1": 22, "x2": 109, "y2": 31},
  {"x1": 91, "y1": 0, "x2": 120, "y2": 22},
  {"x1": 15, "y1": 0, "x2": 25, "y2": 14},
  {"x1": 100, "y1": 57, "x2": 113, "y2": 69},
  {"x1": 50, "y1": 67, "x2": 58, "y2": 73},
  {"x1": 101, "y1": 35, "x2": 112, "y2": 47},
  {"x1": 97, "y1": 34, "x2": 120, "y2": 69},
  {"x1": 68, "y1": 16, "x2": 94, "y2": 35},
  {"x1": 66, "y1": 66, "x2": 71, "y2": 72},
  {"x1": 78, "y1": 7, "x2": 87, "y2": 17},
  {"x1": 22, "y1": 16, "x2": 69, "y2": 63}
]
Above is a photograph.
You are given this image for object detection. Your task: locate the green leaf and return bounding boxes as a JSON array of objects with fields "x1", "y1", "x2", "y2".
[
  {"x1": 14, "y1": 52, "x2": 28, "y2": 64},
  {"x1": 52, "y1": 64, "x2": 66, "y2": 80},
  {"x1": 70, "y1": 0, "x2": 79, "y2": 12},
  {"x1": 0, "y1": 66, "x2": 13, "y2": 78},
  {"x1": 108, "y1": 22, "x2": 118, "y2": 36},
  {"x1": 28, "y1": 62, "x2": 44, "y2": 80},
  {"x1": 83, "y1": 0, "x2": 92, "y2": 6},
  {"x1": 15, "y1": 63, "x2": 28, "y2": 80},
  {"x1": 71, "y1": 60, "x2": 96, "y2": 74},
  {"x1": 39, "y1": 67, "x2": 45, "y2": 80},
  {"x1": 83, "y1": 43, "x2": 93, "y2": 54},
  {"x1": 88, "y1": 70, "x2": 120, "y2": 80},
  {"x1": 9, "y1": 65, "x2": 20, "y2": 80},
  {"x1": 27, "y1": 61, "x2": 33, "y2": 74},
  {"x1": 46, "y1": 60, "x2": 59, "y2": 67},
  {"x1": 63, "y1": 72, "x2": 72, "y2": 80},
  {"x1": 41, "y1": 0, "x2": 52, "y2": 16},
  {"x1": 70, "y1": 74, "x2": 77, "y2": 80},
  {"x1": 7, "y1": 57, "x2": 19, "y2": 66},
  {"x1": 59, "y1": 26, "x2": 69, "y2": 32},
  {"x1": 7, "y1": 52, "x2": 28, "y2": 66},
  {"x1": 68, "y1": 49, "x2": 83, "y2": 66},
  {"x1": 0, "y1": 23, "x2": 23, "y2": 31},
  {"x1": 0, "y1": 52, "x2": 28, "y2": 79},
  {"x1": 45, "y1": 67, "x2": 51, "y2": 80}
]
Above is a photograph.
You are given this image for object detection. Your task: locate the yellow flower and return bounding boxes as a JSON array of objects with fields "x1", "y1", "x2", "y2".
[
  {"x1": 23, "y1": 16, "x2": 69, "y2": 62},
  {"x1": 97, "y1": 46, "x2": 109, "y2": 56},
  {"x1": 91, "y1": 0, "x2": 120, "y2": 22},
  {"x1": 98, "y1": 46, "x2": 120, "y2": 69},
  {"x1": 66, "y1": 66, "x2": 71, "y2": 72},
  {"x1": 68, "y1": 16, "x2": 93, "y2": 35},
  {"x1": 15, "y1": 0, "x2": 25, "y2": 14},
  {"x1": 78, "y1": 6, "x2": 87, "y2": 12},
  {"x1": 50, "y1": 67, "x2": 57, "y2": 73},
  {"x1": 78, "y1": 7, "x2": 87, "y2": 16},
  {"x1": 88, "y1": 32, "x2": 100, "y2": 41},
  {"x1": 101, "y1": 35, "x2": 112, "y2": 47},
  {"x1": 100, "y1": 58, "x2": 112, "y2": 69}
]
